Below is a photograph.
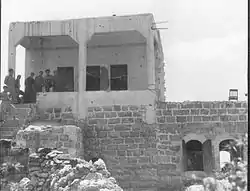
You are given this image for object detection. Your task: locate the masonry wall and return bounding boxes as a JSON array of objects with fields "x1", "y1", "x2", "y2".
[{"x1": 85, "y1": 101, "x2": 248, "y2": 191}]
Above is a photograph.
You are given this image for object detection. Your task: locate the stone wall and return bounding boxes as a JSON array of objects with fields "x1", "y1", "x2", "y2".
[
  {"x1": 0, "y1": 139, "x2": 29, "y2": 182},
  {"x1": 15, "y1": 125, "x2": 83, "y2": 157},
  {"x1": 84, "y1": 101, "x2": 248, "y2": 191}
]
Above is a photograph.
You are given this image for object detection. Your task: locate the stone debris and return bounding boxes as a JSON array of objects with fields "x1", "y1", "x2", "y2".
[{"x1": 15, "y1": 148, "x2": 123, "y2": 191}]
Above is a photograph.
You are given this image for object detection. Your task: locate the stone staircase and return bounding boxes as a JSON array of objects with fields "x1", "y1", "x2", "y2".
[{"x1": 0, "y1": 104, "x2": 36, "y2": 140}]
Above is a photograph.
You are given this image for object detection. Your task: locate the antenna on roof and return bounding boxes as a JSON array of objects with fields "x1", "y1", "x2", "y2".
[{"x1": 151, "y1": 21, "x2": 168, "y2": 30}]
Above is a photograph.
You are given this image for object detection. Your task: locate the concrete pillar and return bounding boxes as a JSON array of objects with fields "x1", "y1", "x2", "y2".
[
  {"x1": 8, "y1": 25, "x2": 17, "y2": 77},
  {"x1": 146, "y1": 30, "x2": 155, "y2": 91},
  {"x1": 78, "y1": 43, "x2": 87, "y2": 119}
]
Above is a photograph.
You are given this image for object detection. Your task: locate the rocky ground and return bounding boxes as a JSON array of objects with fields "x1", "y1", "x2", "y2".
[{"x1": 6, "y1": 148, "x2": 123, "y2": 191}]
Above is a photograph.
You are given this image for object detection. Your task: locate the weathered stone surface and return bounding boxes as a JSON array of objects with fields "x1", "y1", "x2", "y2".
[{"x1": 15, "y1": 125, "x2": 82, "y2": 157}]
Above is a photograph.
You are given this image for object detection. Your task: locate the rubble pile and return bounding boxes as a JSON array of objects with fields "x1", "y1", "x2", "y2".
[{"x1": 17, "y1": 148, "x2": 123, "y2": 191}]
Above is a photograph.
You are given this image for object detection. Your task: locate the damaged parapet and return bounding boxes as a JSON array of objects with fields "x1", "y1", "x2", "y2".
[{"x1": 15, "y1": 125, "x2": 83, "y2": 157}]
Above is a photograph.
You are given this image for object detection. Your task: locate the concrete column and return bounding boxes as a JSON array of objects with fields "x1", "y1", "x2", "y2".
[
  {"x1": 8, "y1": 25, "x2": 17, "y2": 77},
  {"x1": 213, "y1": 140, "x2": 220, "y2": 171},
  {"x1": 8, "y1": 44, "x2": 16, "y2": 75},
  {"x1": 78, "y1": 43, "x2": 87, "y2": 119},
  {"x1": 146, "y1": 30, "x2": 155, "y2": 91}
]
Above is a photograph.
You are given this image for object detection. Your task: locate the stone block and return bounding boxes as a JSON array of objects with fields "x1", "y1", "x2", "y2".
[
  {"x1": 129, "y1": 105, "x2": 139, "y2": 111},
  {"x1": 118, "y1": 111, "x2": 132, "y2": 117},
  {"x1": 210, "y1": 109, "x2": 218, "y2": 115},
  {"x1": 193, "y1": 102, "x2": 203, "y2": 108},
  {"x1": 157, "y1": 102, "x2": 167, "y2": 109},
  {"x1": 112, "y1": 138, "x2": 124, "y2": 144},
  {"x1": 162, "y1": 110, "x2": 172, "y2": 116},
  {"x1": 97, "y1": 131, "x2": 107, "y2": 138},
  {"x1": 127, "y1": 157, "x2": 138, "y2": 164},
  {"x1": 202, "y1": 102, "x2": 211, "y2": 108},
  {"x1": 228, "y1": 108, "x2": 239, "y2": 114},
  {"x1": 102, "y1": 106, "x2": 113, "y2": 111},
  {"x1": 133, "y1": 111, "x2": 142, "y2": 117},
  {"x1": 239, "y1": 115, "x2": 247, "y2": 121},
  {"x1": 193, "y1": 116, "x2": 202, "y2": 122},
  {"x1": 108, "y1": 118, "x2": 121, "y2": 124},
  {"x1": 173, "y1": 109, "x2": 190, "y2": 116},
  {"x1": 60, "y1": 134, "x2": 69, "y2": 141},
  {"x1": 101, "y1": 139, "x2": 113, "y2": 145},
  {"x1": 156, "y1": 110, "x2": 162, "y2": 116},
  {"x1": 117, "y1": 150, "x2": 126, "y2": 156},
  {"x1": 218, "y1": 109, "x2": 227, "y2": 115},
  {"x1": 104, "y1": 112, "x2": 117, "y2": 118},
  {"x1": 54, "y1": 108, "x2": 62, "y2": 113},
  {"x1": 122, "y1": 118, "x2": 134, "y2": 124},
  {"x1": 95, "y1": 112, "x2": 105, "y2": 118},
  {"x1": 202, "y1": 116, "x2": 210, "y2": 121},
  {"x1": 113, "y1": 105, "x2": 121, "y2": 111},
  {"x1": 157, "y1": 116, "x2": 165, "y2": 123},
  {"x1": 190, "y1": 109, "x2": 199, "y2": 115},
  {"x1": 130, "y1": 131, "x2": 140, "y2": 137},
  {"x1": 120, "y1": 131, "x2": 130, "y2": 137},
  {"x1": 121, "y1": 106, "x2": 129, "y2": 111},
  {"x1": 61, "y1": 112, "x2": 74, "y2": 119},
  {"x1": 180, "y1": 103, "x2": 194, "y2": 109},
  {"x1": 45, "y1": 108, "x2": 54, "y2": 113},
  {"x1": 125, "y1": 138, "x2": 135, "y2": 144},
  {"x1": 2, "y1": 119, "x2": 19, "y2": 127},
  {"x1": 166, "y1": 103, "x2": 178, "y2": 109},
  {"x1": 176, "y1": 116, "x2": 186, "y2": 123},
  {"x1": 152, "y1": 156, "x2": 171, "y2": 164},
  {"x1": 200, "y1": 109, "x2": 209, "y2": 115}
]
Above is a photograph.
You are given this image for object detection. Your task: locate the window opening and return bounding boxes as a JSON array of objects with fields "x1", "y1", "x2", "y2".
[
  {"x1": 219, "y1": 139, "x2": 243, "y2": 170},
  {"x1": 110, "y1": 65, "x2": 128, "y2": 91},
  {"x1": 186, "y1": 140, "x2": 204, "y2": 171},
  {"x1": 56, "y1": 67, "x2": 74, "y2": 92},
  {"x1": 86, "y1": 66, "x2": 100, "y2": 91}
]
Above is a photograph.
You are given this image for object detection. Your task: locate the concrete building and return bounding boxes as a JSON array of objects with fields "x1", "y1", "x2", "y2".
[{"x1": 8, "y1": 13, "x2": 165, "y2": 119}]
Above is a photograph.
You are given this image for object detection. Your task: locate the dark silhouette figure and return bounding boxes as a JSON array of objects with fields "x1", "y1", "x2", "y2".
[
  {"x1": 35, "y1": 71, "x2": 45, "y2": 92},
  {"x1": 24, "y1": 72, "x2": 36, "y2": 103}
]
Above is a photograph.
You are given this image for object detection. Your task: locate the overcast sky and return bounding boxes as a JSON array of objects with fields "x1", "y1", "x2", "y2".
[{"x1": 1, "y1": 0, "x2": 247, "y2": 101}]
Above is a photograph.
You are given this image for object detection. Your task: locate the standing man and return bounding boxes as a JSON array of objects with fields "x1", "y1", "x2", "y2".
[
  {"x1": 44, "y1": 69, "x2": 53, "y2": 92},
  {"x1": 35, "y1": 71, "x2": 45, "y2": 92},
  {"x1": 4, "y1": 68, "x2": 17, "y2": 103},
  {"x1": 24, "y1": 72, "x2": 36, "y2": 103},
  {"x1": 15, "y1": 75, "x2": 22, "y2": 103},
  {"x1": 52, "y1": 70, "x2": 58, "y2": 92},
  {"x1": 0, "y1": 86, "x2": 11, "y2": 121}
]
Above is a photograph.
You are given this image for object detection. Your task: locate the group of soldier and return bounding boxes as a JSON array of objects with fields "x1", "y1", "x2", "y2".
[{"x1": 0, "y1": 68, "x2": 58, "y2": 104}]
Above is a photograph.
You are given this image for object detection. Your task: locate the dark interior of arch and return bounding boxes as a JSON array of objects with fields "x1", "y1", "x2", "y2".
[
  {"x1": 186, "y1": 140, "x2": 202, "y2": 151},
  {"x1": 185, "y1": 140, "x2": 204, "y2": 171},
  {"x1": 219, "y1": 139, "x2": 243, "y2": 160},
  {"x1": 219, "y1": 139, "x2": 234, "y2": 151}
]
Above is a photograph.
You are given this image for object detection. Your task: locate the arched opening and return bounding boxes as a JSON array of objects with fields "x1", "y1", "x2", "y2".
[
  {"x1": 219, "y1": 139, "x2": 243, "y2": 169},
  {"x1": 186, "y1": 140, "x2": 204, "y2": 171}
]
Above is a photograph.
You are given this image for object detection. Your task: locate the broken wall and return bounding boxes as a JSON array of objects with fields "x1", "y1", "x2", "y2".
[{"x1": 83, "y1": 101, "x2": 248, "y2": 190}]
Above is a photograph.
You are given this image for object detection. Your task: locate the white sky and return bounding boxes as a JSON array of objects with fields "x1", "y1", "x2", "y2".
[{"x1": 1, "y1": 0, "x2": 248, "y2": 101}]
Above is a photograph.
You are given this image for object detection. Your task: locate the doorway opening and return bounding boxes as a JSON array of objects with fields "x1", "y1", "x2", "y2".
[{"x1": 56, "y1": 67, "x2": 74, "y2": 92}]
